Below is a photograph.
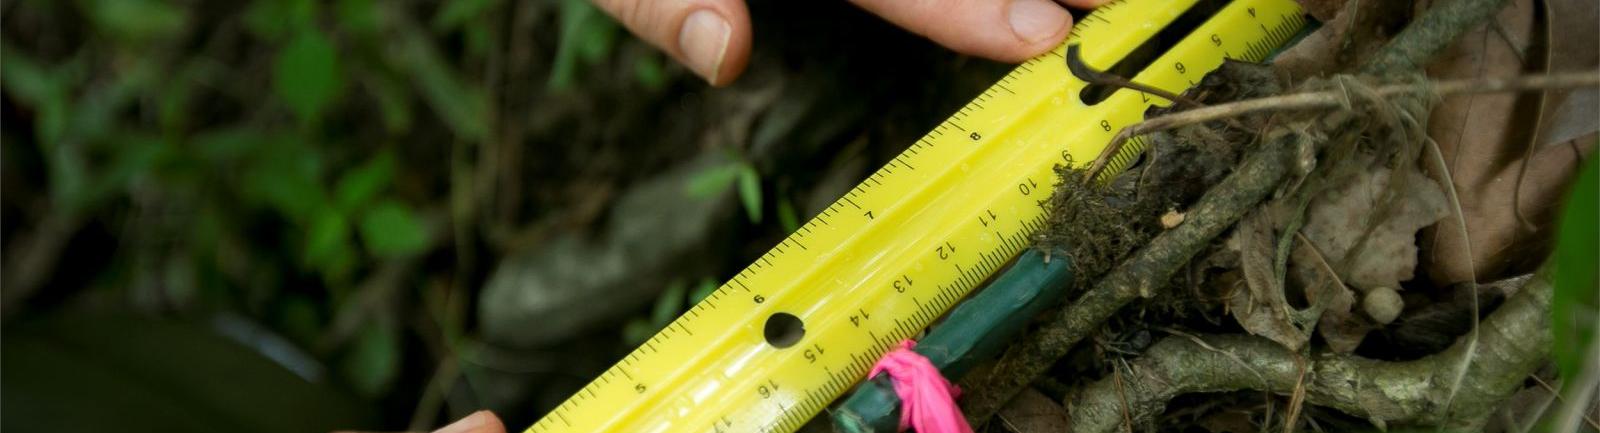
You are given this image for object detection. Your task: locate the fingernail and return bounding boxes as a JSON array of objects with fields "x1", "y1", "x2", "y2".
[
  {"x1": 434, "y1": 411, "x2": 486, "y2": 433},
  {"x1": 1008, "y1": 0, "x2": 1069, "y2": 44},
  {"x1": 678, "y1": 9, "x2": 732, "y2": 84}
]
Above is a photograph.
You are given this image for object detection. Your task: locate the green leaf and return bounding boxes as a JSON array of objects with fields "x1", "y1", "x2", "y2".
[
  {"x1": 333, "y1": 152, "x2": 397, "y2": 211},
  {"x1": 391, "y1": 30, "x2": 488, "y2": 140},
  {"x1": 621, "y1": 317, "x2": 655, "y2": 346},
  {"x1": 684, "y1": 163, "x2": 740, "y2": 198},
  {"x1": 358, "y1": 200, "x2": 430, "y2": 258},
  {"x1": 336, "y1": 0, "x2": 381, "y2": 36},
  {"x1": 241, "y1": 136, "x2": 325, "y2": 221},
  {"x1": 652, "y1": 281, "x2": 687, "y2": 328},
  {"x1": 688, "y1": 277, "x2": 718, "y2": 304},
  {"x1": 0, "y1": 46, "x2": 72, "y2": 146},
  {"x1": 341, "y1": 320, "x2": 400, "y2": 397},
  {"x1": 304, "y1": 207, "x2": 351, "y2": 269},
  {"x1": 245, "y1": 0, "x2": 315, "y2": 41},
  {"x1": 433, "y1": 0, "x2": 501, "y2": 32},
  {"x1": 738, "y1": 164, "x2": 762, "y2": 223},
  {"x1": 192, "y1": 127, "x2": 268, "y2": 164},
  {"x1": 1552, "y1": 156, "x2": 1599, "y2": 382},
  {"x1": 84, "y1": 0, "x2": 189, "y2": 42},
  {"x1": 364, "y1": 72, "x2": 414, "y2": 134},
  {"x1": 778, "y1": 196, "x2": 801, "y2": 233},
  {"x1": 633, "y1": 53, "x2": 667, "y2": 90},
  {"x1": 274, "y1": 29, "x2": 344, "y2": 125},
  {"x1": 547, "y1": 0, "x2": 617, "y2": 90}
]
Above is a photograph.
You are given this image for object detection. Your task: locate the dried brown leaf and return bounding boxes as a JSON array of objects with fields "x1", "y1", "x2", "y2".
[
  {"x1": 1227, "y1": 212, "x2": 1316, "y2": 350},
  {"x1": 1421, "y1": 0, "x2": 1600, "y2": 287}
]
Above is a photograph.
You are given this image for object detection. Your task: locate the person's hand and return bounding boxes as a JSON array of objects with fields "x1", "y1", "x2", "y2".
[
  {"x1": 432, "y1": 411, "x2": 506, "y2": 433},
  {"x1": 590, "y1": 0, "x2": 1109, "y2": 86}
]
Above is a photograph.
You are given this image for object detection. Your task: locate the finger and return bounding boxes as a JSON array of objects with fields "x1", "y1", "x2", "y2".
[
  {"x1": 433, "y1": 411, "x2": 507, "y2": 433},
  {"x1": 591, "y1": 0, "x2": 753, "y2": 86},
  {"x1": 850, "y1": 0, "x2": 1082, "y2": 62}
]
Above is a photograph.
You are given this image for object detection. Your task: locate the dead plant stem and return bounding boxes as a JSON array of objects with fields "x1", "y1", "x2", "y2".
[{"x1": 1083, "y1": 71, "x2": 1600, "y2": 183}]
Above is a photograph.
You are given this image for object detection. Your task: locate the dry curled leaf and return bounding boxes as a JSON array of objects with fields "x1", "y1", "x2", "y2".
[
  {"x1": 1421, "y1": 0, "x2": 1600, "y2": 287},
  {"x1": 1227, "y1": 212, "x2": 1318, "y2": 350}
]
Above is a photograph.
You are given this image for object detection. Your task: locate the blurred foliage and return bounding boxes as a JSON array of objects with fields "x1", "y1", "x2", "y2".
[
  {"x1": 0, "y1": 0, "x2": 565, "y2": 428},
  {"x1": 2, "y1": 0, "x2": 1004, "y2": 429},
  {"x1": 1551, "y1": 155, "x2": 1597, "y2": 384}
]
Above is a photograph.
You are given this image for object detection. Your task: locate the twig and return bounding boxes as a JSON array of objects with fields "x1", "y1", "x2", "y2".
[
  {"x1": 1112, "y1": 362, "x2": 1133, "y2": 433},
  {"x1": 1285, "y1": 358, "x2": 1308, "y2": 433},
  {"x1": 1528, "y1": 374, "x2": 1600, "y2": 430},
  {"x1": 1158, "y1": 326, "x2": 1267, "y2": 387},
  {"x1": 1551, "y1": 335, "x2": 1600, "y2": 433},
  {"x1": 1511, "y1": 0, "x2": 1553, "y2": 233},
  {"x1": 1065, "y1": 273, "x2": 1553, "y2": 433},
  {"x1": 1082, "y1": 71, "x2": 1600, "y2": 183},
  {"x1": 1425, "y1": 134, "x2": 1484, "y2": 429},
  {"x1": 1362, "y1": 0, "x2": 1513, "y2": 75}
]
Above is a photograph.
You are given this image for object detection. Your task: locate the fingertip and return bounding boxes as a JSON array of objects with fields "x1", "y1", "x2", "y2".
[
  {"x1": 478, "y1": 411, "x2": 507, "y2": 433},
  {"x1": 676, "y1": 2, "x2": 752, "y2": 86},
  {"x1": 593, "y1": 0, "x2": 752, "y2": 86},
  {"x1": 1000, "y1": 0, "x2": 1073, "y2": 61},
  {"x1": 706, "y1": 3, "x2": 753, "y2": 86},
  {"x1": 433, "y1": 411, "x2": 506, "y2": 433}
]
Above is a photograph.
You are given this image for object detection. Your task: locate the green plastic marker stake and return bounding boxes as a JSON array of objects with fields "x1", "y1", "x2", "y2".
[{"x1": 833, "y1": 249, "x2": 1073, "y2": 432}]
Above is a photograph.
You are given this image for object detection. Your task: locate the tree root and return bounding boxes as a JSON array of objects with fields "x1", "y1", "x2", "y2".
[{"x1": 1068, "y1": 273, "x2": 1551, "y2": 433}]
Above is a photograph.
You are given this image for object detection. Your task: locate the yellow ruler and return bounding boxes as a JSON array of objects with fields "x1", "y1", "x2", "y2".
[{"x1": 528, "y1": 0, "x2": 1306, "y2": 431}]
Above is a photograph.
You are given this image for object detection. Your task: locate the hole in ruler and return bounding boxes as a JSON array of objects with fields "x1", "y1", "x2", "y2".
[
  {"x1": 763, "y1": 312, "x2": 805, "y2": 348},
  {"x1": 1078, "y1": 0, "x2": 1234, "y2": 106}
]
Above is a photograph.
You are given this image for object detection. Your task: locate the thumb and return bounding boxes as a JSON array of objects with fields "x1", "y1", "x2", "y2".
[
  {"x1": 591, "y1": 0, "x2": 753, "y2": 86},
  {"x1": 432, "y1": 411, "x2": 506, "y2": 433}
]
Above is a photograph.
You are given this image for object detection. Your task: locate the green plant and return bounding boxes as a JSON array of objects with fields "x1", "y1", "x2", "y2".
[{"x1": 686, "y1": 159, "x2": 765, "y2": 223}]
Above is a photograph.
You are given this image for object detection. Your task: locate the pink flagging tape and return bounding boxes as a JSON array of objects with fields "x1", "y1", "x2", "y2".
[{"x1": 867, "y1": 340, "x2": 973, "y2": 433}]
